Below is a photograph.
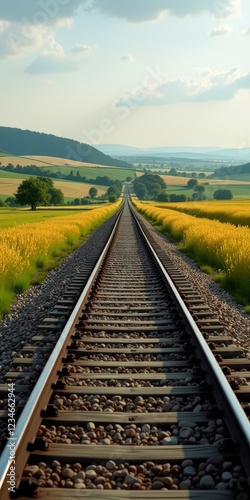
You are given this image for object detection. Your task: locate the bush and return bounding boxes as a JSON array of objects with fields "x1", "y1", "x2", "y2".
[
  {"x1": 108, "y1": 194, "x2": 117, "y2": 203},
  {"x1": 157, "y1": 192, "x2": 169, "y2": 202},
  {"x1": 213, "y1": 189, "x2": 233, "y2": 200}
]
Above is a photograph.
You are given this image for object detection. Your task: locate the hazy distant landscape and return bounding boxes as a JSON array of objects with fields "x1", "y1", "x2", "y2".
[{"x1": 0, "y1": 127, "x2": 249, "y2": 203}]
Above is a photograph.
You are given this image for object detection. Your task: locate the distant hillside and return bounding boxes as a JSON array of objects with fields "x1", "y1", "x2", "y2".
[
  {"x1": 212, "y1": 162, "x2": 250, "y2": 178},
  {"x1": 0, "y1": 127, "x2": 132, "y2": 169},
  {"x1": 97, "y1": 143, "x2": 250, "y2": 162}
]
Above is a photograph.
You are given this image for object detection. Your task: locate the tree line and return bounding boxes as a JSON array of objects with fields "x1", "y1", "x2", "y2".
[
  {"x1": 0, "y1": 163, "x2": 122, "y2": 187},
  {"x1": 133, "y1": 174, "x2": 233, "y2": 201},
  {"x1": 2, "y1": 177, "x2": 123, "y2": 210}
]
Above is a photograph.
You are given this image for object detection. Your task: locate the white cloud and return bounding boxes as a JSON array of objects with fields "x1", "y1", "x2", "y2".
[
  {"x1": 121, "y1": 53, "x2": 134, "y2": 61},
  {"x1": 25, "y1": 36, "x2": 92, "y2": 74},
  {"x1": 242, "y1": 27, "x2": 250, "y2": 36},
  {"x1": 88, "y1": 0, "x2": 242, "y2": 22},
  {"x1": 0, "y1": 20, "x2": 9, "y2": 32},
  {"x1": 25, "y1": 53, "x2": 80, "y2": 74},
  {"x1": 116, "y1": 67, "x2": 250, "y2": 107},
  {"x1": 208, "y1": 24, "x2": 233, "y2": 36},
  {"x1": 43, "y1": 33, "x2": 65, "y2": 56},
  {"x1": 0, "y1": 21, "x2": 46, "y2": 59},
  {"x1": 54, "y1": 17, "x2": 74, "y2": 28},
  {"x1": 71, "y1": 43, "x2": 93, "y2": 54}
]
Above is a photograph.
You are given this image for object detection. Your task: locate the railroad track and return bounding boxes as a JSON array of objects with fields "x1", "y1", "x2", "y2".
[{"x1": 0, "y1": 197, "x2": 249, "y2": 499}]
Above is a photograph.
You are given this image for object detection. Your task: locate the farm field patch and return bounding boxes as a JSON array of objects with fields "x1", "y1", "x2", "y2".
[
  {"x1": 0, "y1": 201, "x2": 121, "y2": 317},
  {"x1": 136, "y1": 171, "x2": 250, "y2": 186},
  {"x1": 37, "y1": 165, "x2": 135, "y2": 181},
  {"x1": 153, "y1": 200, "x2": 250, "y2": 228},
  {"x1": 0, "y1": 208, "x2": 95, "y2": 229},
  {"x1": 0, "y1": 177, "x2": 107, "y2": 198},
  {"x1": 0, "y1": 155, "x2": 119, "y2": 168},
  {"x1": 133, "y1": 198, "x2": 250, "y2": 309}
]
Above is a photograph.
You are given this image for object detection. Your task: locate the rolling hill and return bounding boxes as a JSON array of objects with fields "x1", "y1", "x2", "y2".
[
  {"x1": 97, "y1": 144, "x2": 250, "y2": 162},
  {"x1": 212, "y1": 162, "x2": 250, "y2": 180},
  {"x1": 0, "y1": 127, "x2": 133, "y2": 169}
]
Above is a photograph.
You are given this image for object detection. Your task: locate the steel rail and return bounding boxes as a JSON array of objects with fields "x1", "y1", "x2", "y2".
[
  {"x1": 129, "y1": 200, "x2": 250, "y2": 475},
  {"x1": 0, "y1": 204, "x2": 123, "y2": 497}
]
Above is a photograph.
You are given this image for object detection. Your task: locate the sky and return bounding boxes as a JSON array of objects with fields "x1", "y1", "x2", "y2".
[{"x1": 0, "y1": 0, "x2": 250, "y2": 148}]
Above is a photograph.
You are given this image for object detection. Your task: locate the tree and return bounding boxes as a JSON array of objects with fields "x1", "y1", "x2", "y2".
[
  {"x1": 15, "y1": 177, "x2": 51, "y2": 210},
  {"x1": 213, "y1": 189, "x2": 233, "y2": 200},
  {"x1": 187, "y1": 178, "x2": 198, "y2": 189},
  {"x1": 135, "y1": 182, "x2": 148, "y2": 200},
  {"x1": 151, "y1": 182, "x2": 162, "y2": 198},
  {"x1": 48, "y1": 187, "x2": 64, "y2": 206},
  {"x1": 133, "y1": 173, "x2": 166, "y2": 200},
  {"x1": 193, "y1": 184, "x2": 206, "y2": 201},
  {"x1": 108, "y1": 193, "x2": 117, "y2": 203},
  {"x1": 89, "y1": 187, "x2": 98, "y2": 199},
  {"x1": 107, "y1": 185, "x2": 121, "y2": 198},
  {"x1": 168, "y1": 168, "x2": 178, "y2": 176},
  {"x1": 5, "y1": 196, "x2": 19, "y2": 207}
]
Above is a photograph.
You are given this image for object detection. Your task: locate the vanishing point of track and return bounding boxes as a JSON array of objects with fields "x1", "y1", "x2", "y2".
[{"x1": 0, "y1": 195, "x2": 249, "y2": 499}]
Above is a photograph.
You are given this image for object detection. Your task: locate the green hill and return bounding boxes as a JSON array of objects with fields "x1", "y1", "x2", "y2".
[
  {"x1": 0, "y1": 127, "x2": 133, "y2": 169},
  {"x1": 212, "y1": 162, "x2": 250, "y2": 180}
]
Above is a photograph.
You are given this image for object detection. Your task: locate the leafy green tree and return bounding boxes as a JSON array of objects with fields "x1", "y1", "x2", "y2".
[
  {"x1": 108, "y1": 193, "x2": 117, "y2": 203},
  {"x1": 187, "y1": 178, "x2": 198, "y2": 189},
  {"x1": 48, "y1": 187, "x2": 64, "y2": 206},
  {"x1": 135, "y1": 182, "x2": 148, "y2": 200},
  {"x1": 107, "y1": 185, "x2": 121, "y2": 198},
  {"x1": 168, "y1": 168, "x2": 178, "y2": 176},
  {"x1": 37, "y1": 176, "x2": 54, "y2": 188},
  {"x1": 89, "y1": 187, "x2": 98, "y2": 199},
  {"x1": 151, "y1": 182, "x2": 162, "y2": 198},
  {"x1": 5, "y1": 196, "x2": 18, "y2": 207},
  {"x1": 15, "y1": 177, "x2": 51, "y2": 210},
  {"x1": 213, "y1": 189, "x2": 233, "y2": 200},
  {"x1": 193, "y1": 184, "x2": 206, "y2": 200},
  {"x1": 133, "y1": 174, "x2": 166, "y2": 200}
]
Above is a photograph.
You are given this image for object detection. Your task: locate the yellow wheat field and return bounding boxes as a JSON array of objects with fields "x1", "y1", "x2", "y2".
[
  {"x1": 155, "y1": 200, "x2": 250, "y2": 228},
  {"x1": 132, "y1": 199, "x2": 250, "y2": 302},
  {"x1": 0, "y1": 201, "x2": 121, "y2": 316},
  {"x1": 0, "y1": 155, "x2": 118, "y2": 168}
]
